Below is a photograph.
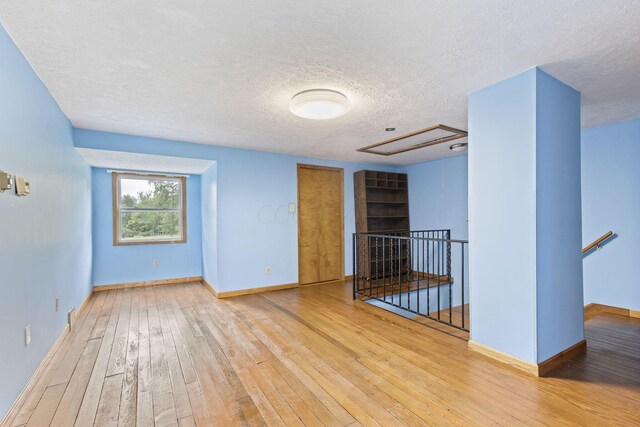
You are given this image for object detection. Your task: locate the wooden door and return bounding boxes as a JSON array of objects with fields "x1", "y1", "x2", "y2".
[{"x1": 297, "y1": 164, "x2": 344, "y2": 286}]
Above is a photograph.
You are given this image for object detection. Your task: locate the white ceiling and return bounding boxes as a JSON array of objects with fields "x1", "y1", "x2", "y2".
[
  {"x1": 76, "y1": 148, "x2": 215, "y2": 175},
  {"x1": 2, "y1": 1, "x2": 639, "y2": 165}
]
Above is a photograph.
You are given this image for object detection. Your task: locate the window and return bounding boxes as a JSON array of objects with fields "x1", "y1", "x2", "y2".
[{"x1": 113, "y1": 172, "x2": 187, "y2": 245}]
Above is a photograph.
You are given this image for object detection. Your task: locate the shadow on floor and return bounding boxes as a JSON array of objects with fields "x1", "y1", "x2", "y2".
[{"x1": 543, "y1": 313, "x2": 640, "y2": 390}]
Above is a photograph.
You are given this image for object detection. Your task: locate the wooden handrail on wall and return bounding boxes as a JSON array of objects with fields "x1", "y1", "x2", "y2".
[{"x1": 582, "y1": 231, "x2": 613, "y2": 254}]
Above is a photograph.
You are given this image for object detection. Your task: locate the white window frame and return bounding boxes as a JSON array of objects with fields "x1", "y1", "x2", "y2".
[{"x1": 112, "y1": 172, "x2": 187, "y2": 245}]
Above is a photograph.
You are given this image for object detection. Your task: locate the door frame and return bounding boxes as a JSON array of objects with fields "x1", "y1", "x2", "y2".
[{"x1": 297, "y1": 163, "x2": 345, "y2": 286}]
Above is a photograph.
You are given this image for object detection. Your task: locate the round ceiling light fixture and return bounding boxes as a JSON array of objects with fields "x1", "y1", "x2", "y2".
[
  {"x1": 289, "y1": 89, "x2": 350, "y2": 120},
  {"x1": 449, "y1": 142, "x2": 468, "y2": 152}
]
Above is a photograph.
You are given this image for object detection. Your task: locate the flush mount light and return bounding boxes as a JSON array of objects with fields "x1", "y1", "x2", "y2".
[
  {"x1": 289, "y1": 89, "x2": 350, "y2": 120},
  {"x1": 385, "y1": 127, "x2": 395, "y2": 131},
  {"x1": 449, "y1": 142, "x2": 468, "y2": 152}
]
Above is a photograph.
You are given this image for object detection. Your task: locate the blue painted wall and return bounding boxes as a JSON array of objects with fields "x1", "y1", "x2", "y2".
[
  {"x1": 201, "y1": 163, "x2": 218, "y2": 288},
  {"x1": 469, "y1": 68, "x2": 584, "y2": 364},
  {"x1": 535, "y1": 69, "x2": 583, "y2": 363},
  {"x1": 91, "y1": 168, "x2": 203, "y2": 286},
  {"x1": 401, "y1": 155, "x2": 469, "y2": 240},
  {"x1": 74, "y1": 129, "x2": 396, "y2": 292},
  {"x1": 401, "y1": 155, "x2": 470, "y2": 307},
  {"x1": 0, "y1": 26, "x2": 92, "y2": 419},
  {"x1": 582, "y1": 118, "x2": 640, "y2": 312},
  {"x1": 469, "y1": 68, "x2": 539, "y2": 363}
]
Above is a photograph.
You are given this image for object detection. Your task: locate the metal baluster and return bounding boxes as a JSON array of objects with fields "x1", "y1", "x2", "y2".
[
  {"x1": 416, "y1": 232, "x2": 420, "y2": 314},
  {"x1": 392, "y1": 235, "x2": 396, "y2": 306},
  {"x1": 448, "y1": 231, "x2": 452, "y2": 325},
  {"x1": 375, "y1": 236, "x2": 379, "y2": 301},
  {"x1": 461, "y1": 242, "x2": 465, "y2": 330},
  {"x1": 427, "y1": 231, "x2": 431, "y2": 316},
  {"x1": 402, "y1": 236, "x2": 407, "y2": 310},
  {"x1": 398, "y1": 236, "x2": 402, "y2": 309},
  {"x1": 406, "y1": 235, "x2": 411, "y2": 310},
  {"x1": 353, "y1": 233, "x2": 358, "y2": 299},
  {"x1": 394, "y1": 235, "x2": 398, "y2": 307},
  {"x1": 391, "y1": 235, "x2": 396, "y2": 307},
  {"x1": 437, "y1": 232, "x2": 441, "y2": 321},
  {"x1": 382, "y1": 236, "x2": 386, "y2": 302},
  {"x1": 388, "y1": 236, "x2": 392, "y2": 305}
]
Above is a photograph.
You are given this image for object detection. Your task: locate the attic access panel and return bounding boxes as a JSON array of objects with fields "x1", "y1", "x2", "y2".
[{"x1": 358, "y1": 124, "x2": 468, "y2": 156}]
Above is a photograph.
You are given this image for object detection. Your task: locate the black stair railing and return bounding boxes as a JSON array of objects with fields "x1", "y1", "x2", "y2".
[{"x1": 353, "y1": 230, "x2": 469, "y2": 332}]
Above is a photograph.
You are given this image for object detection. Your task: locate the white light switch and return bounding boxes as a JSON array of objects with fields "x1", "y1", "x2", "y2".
[
  {"x1": 0, "y1": 171, "x2": 11, "y2": 192},
  {"x1": 289, "y1": 203, "x2": 295, "y2": 213},
  {"x1": 25, "y1": 325, "x2": 31, "y2": 346}
]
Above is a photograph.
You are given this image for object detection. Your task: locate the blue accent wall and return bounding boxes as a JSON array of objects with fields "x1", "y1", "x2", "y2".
[
  {"x1": 0, "y1": 26, "x2": 92, "y2": 418},
  {"x1": 74, "y1": 129, "x2": 396, "y2": 292},
  {"x1": 91, "y1": 168, "x2": 203, "y2": 286},
  {"x1": 582, "y1": 118, "x2": 640, "y2": 312},
  {"x1": 201, "y1": 163, "x2": 218, "y2": 288},
  {"x1": 402, "y1": 155, "x2": 468, "y2": 240},
  {"x1": 468, "y1": 68, "x2": 538, "y2": 363},
  {"x1": 469, "y1": 68, "x2": 583, "y2": 364},
  {"x1": 535, "y1": 69, "x2": 583, "y2": 363}
]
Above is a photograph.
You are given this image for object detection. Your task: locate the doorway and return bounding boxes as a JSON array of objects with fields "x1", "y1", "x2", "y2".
[{"x1": 297, "y1": 164, "x2": 344, "y2": 286}]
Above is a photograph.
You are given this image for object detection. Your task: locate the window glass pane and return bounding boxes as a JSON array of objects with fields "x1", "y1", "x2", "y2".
[
  {"x1": 120, "y1": 177, "x2": 181, "y2": 209},
  {"x1": 120, "y1": 210, "x2": 181, "y2": 241}
]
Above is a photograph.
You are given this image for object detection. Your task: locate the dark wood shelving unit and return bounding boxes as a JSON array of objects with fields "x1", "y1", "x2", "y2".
[{"x1": 354, "y1": 170, "x2": 410, "y2": 279}]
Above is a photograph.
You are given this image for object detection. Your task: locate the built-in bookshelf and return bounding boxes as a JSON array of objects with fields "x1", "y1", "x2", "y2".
[{"x1": 354, "y1": 170, "x2": 410, "y2": 279}]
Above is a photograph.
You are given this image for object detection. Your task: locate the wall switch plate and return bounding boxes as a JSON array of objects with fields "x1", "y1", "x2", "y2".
[
  {"x1": 55, "y1": 297, "x2": 60, "y2": 312},
  {"x1": 288, "y1": 203, "x2": 295, "y2": 214},
  {"x1": 24, "y1": 325, "x2": 31, "y2": 346},
  {"x1": 15, "y1": 176, "x2": 30, "y2": 196},
  {"x1": 265, "y1": 266, "x2": 272, "y2": 275},
  {"x1": 0, "y1": 171, "x2": 12, "y2": 192},
  {"x1": 153, "y1": 259, "x2": 159, "y2": 268}
]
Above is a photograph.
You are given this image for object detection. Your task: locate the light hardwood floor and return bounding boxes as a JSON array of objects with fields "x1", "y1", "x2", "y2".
[{"x1": 3, "y1": 281, "x2": 639, "y2": 426}]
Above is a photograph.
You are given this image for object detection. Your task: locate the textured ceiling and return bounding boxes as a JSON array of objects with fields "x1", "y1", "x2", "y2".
[
  {"x1": 75, "y1": 148, "x2": 215, "y2": 174},
  {"x1": 2, "y1": 1, "x2": 639, "y2": 165}
]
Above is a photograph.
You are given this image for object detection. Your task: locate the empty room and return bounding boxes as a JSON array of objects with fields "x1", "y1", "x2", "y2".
[{"x1": 1, "y1": 1, "x2": 639, "y2": 426}]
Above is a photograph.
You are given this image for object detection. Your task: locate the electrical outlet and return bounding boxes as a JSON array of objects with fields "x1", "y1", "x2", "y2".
[
  {"x1": 15, "y1": 176, "x2": 31, "y2": 196},
  {"x1": 153, "y1": 259, "x2": 159, "y2": 268},
  {"x1": 24, "y1": 325, "x2": 31, "y2": 346},
  {"x1": 68, "y1": 307, "x2": 76, "y2": 330},
  {"x1": 55, "y1": 297, "x2": 60, "y2": 312},
  {"x1": 265, "y1": 266, "x2": 272, "y2": 275}
]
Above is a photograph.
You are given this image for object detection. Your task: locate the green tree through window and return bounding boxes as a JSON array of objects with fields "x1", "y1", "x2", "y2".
[{"x1": 114, "y1": 174, "x2": 186, "y2": 244}]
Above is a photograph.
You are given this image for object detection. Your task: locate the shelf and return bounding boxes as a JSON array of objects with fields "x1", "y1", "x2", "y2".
[
  {"x1": 365, "y1": 186, "x2": 407, "y2": 190},
  {"x1": 354, "y1": 170, "x2": 410, "y2": 237},
  {"x1": 366, "y1": 200, "x2": 408, "y2": 204},
  {"x1": 356, "y1": 170, "x2": 410, "y2": 281}
]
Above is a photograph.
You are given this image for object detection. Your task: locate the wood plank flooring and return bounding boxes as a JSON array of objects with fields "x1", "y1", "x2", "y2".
[{"x1": 3, "y1": 281, "x2": 639, "y2": 426}]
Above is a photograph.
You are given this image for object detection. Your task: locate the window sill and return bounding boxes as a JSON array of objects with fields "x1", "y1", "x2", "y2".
[{"x1": 114, "y1": 239, "x2": 187, "y2": 246}]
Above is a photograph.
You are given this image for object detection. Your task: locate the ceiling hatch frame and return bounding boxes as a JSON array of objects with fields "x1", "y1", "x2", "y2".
[{"x1": 357, "y1": 124, "x2": 468, "y2": 156}]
